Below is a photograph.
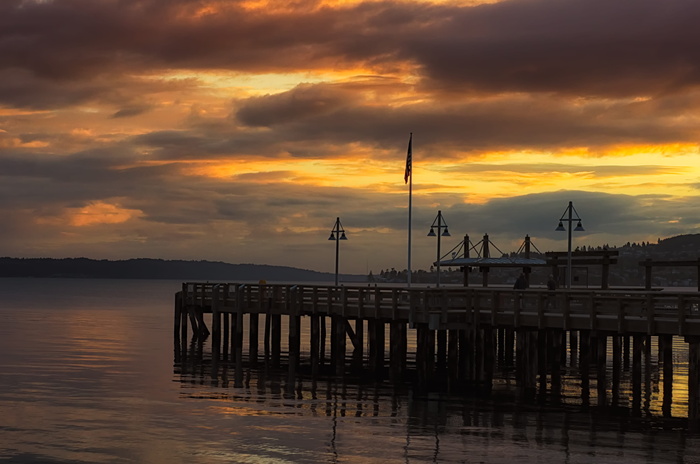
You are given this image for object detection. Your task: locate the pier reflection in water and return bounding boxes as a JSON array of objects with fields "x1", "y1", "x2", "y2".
[
  {"x1": 176, "y1": 312, "x2": 694, "y2": 424},
  {"x1": 175, "y1": 339, "x2": 700, "y2": 463}
]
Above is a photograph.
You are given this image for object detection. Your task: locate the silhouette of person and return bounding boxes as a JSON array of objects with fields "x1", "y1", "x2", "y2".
[{"x1": 513, "y1": 272, "x2": 528, "y2": 290}]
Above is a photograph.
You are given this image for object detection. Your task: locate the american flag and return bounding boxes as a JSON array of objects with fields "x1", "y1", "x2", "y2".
[{"x1": 404, "y1": 133, "x2": 412, "y2": 184}]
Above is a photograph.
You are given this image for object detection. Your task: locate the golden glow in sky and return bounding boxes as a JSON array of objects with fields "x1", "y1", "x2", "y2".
[{"x1": 3, "y1": 0, "x2": 700, "y2": 273}]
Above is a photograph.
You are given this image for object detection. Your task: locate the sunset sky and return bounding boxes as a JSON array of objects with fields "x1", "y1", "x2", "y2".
[{"x1": 2, "y1": 0, "x2": 700, "y2": 275}]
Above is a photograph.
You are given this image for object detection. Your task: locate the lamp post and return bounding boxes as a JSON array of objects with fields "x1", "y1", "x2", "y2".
[
  {"x1": 555, "y1": 201, "x2": 584, "y2": 288},
  {"x1": 427, "y1": 210, "x2": 450, "y2": 287},
  {"x1": 328, "y1": 217, "x2": 347, "y2": 286}
]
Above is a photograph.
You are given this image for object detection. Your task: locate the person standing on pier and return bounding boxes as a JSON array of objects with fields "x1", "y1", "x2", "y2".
[{"x1": 513, "y1": 272, "x2": 528, "y2": 310}]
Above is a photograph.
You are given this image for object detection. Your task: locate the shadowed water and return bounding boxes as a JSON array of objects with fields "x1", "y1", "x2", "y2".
[{"x1": 2, "y1": 278, "x2": 700, "y2": 463}]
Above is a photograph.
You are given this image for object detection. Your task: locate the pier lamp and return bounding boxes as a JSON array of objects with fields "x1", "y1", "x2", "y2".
[
  {"x1": 555, "y1": 201, "x2": 585, "y2": 289},
  {"x1": 328, "y1": 217, "x2": 348, "y2": 286},
  {"x1": 428, "y1": 210, "x2": 451, "y2": 287}
]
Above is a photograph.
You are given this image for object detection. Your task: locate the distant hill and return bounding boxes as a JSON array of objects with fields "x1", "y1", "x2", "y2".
[{"x1": 0, "y1": 257, "x2": 365, "y2": 283}]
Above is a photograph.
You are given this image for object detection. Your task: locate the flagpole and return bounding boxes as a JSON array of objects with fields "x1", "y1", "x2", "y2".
[{"x1": 406, "y1": 133, "x2": 413, "y2": 287}]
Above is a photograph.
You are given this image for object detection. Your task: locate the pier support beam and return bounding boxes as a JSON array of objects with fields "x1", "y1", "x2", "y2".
[
  {"x1": 687, "y1": 337, "x2": 700, "y2": 425},
  {"x1": 249, "y1": 313, "x2": 259, "y2": 367},
  {"x1": 288, "y1": 314, "x2": 301, "y2": 383},
  {"x1": 369, "y1": 319, "x2": 385, "y2": 377},
  {"x1": 661, "y1": 334, "x2": 674, "y2": 417},
  {"x1": 271, "y1": 314, "x2": 282, "y2": 369},
  {"x1": 390, "y1": 321, "x2": 407, "y2": 383},
  {"x1": 416, "y1": 324, "x2": 434, "y2": 392},
  {"x1": 234, "y1": 309, "x2": 244, "y2": 388},
  {"x1": 596, "y1": 333, "x2": 608, "y2": 407},
  {"x1": 310, "y1": 315, "x2": 321, "y2": 377},
  {"x1": 632, "y1": 334, "x2": 644, "y2": 414},
  {"x1": 351, "y1": 319, "x2": 364, "y2": 374}
]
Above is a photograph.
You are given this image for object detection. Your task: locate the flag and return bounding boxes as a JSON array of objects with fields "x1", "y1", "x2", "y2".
[{"x1": 404, "y1": 133, "x2": 412, "y2": 184}]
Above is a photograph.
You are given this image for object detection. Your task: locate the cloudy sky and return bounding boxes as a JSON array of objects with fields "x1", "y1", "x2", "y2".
[{"x1": 2, "y1": 0, "x2": 700, "y2": 275}]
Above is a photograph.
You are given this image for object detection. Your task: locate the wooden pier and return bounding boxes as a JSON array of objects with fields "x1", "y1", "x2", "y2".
[{"x1": 174, "y1": 282, "x2": 700, "y2": 420}]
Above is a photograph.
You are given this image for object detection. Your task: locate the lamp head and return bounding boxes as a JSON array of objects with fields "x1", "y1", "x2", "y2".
[
  {"x1": 574, "y1": 221, "x2": 585, "y2": 232},
  {"x1": 555, "y1": 221, "x2": 565, "y2": 232},
  {"x1": 427, "y1": 228, "x2": 436, "y2": 237},
  {"x1": 340, "y1": 232, "x2": 347, "y2": 240},
  {"x1": 328, "y1": 233, "x2": 335, "y2": 241},
  {"x1": 442, "y1": 228, "x2": 451, "y2": 237}
]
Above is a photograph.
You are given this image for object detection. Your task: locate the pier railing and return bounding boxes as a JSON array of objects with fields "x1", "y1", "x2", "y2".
[{"x1": 179, "y1": 283, "x2": 700, "y2": 337}]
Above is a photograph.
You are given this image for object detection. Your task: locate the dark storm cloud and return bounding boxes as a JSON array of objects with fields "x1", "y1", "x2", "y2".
[
  {"x1": 236, "y1": 83, "x2": 355, "y2": 127},
  {"x1": 111, "y1": 105, "x2": 152, "y2": 118},
  {"x1": 0, "y1": 148, "x2": 189, "y2": 213},
  {"x1": 4, "y1": 0, "x2": 700, "y2": 100},
  {"x1": 0, "y1": 68, "x2": 197, "y2": 109},
  {"x1": 234, "y1": 82, "x2": 700, "y2": 153},
  {"x1": 412, "y1": 0, "x2": 700, "y2": 97}
]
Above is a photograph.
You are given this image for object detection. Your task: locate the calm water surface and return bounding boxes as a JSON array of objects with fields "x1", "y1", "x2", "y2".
[{"x1": 2, "y1": 278, "x2": 700, "y2": 463}]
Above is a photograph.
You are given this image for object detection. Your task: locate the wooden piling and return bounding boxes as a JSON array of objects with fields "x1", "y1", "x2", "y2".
[
  {"x1": 222, "y1": 311, "x2": 230, "y2": 361},
  {"x1": 436, "y1": 329, "x2": 447, "y2": 376},
  {"x1": 661, "y1": 334, "x2": 673, "y2": 417},
  {"x1": 390, "y1": 321, "x2": 406, "y2": 383},
  {"x1": 504, "y1": 328, "x2": 515, "y2": 366},
  {"x1": 596, "y1": 333, "x2": 607, "y2": 407},
  {"x1": 687, "y1": 337, "x2": 700, "y2": 423},
  {"x1": 288, "y1": 314, "x2": 301, "y2": 384},
  {"x1": 632, "y1": 334, "x2": 643, "y2": 414},
  {"x1": 249, "y1": 313, "x2": 259, "y2": 366},
  {"x1": 368, "y1": 319, "x2": 385, "y2": 377},
  {"x1": 351, "y1": 319, "x2": 364, "y2": 374},
  {"x1": 271, "y1": 314, "x2": 282, "y2": 369},
  {"x1": 579, "y1": 330, "x2": 591, "y2": 405},
  {"x1": 447, "y1": 329, "x2": 459, "y2": 392},
  {"x1": 334, "y1": 315, "x2": 346, "y2": 377},
  {"x1": 612, "y1": 335, "x2": 622, "y2": 407},
  {"x1": 482, "y1": 327, "x2": 495, "y2": 394},
  {"x1": 234, "y1": 309, "x2": 244, "y2": 388},
  {"x1": 310, "y1": 315, "x2": 320, "y2": 377}
]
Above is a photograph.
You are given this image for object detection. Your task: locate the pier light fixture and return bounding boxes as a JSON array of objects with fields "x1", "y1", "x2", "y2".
[
  {"x1": 328, "y1": 217, "x2": 348, "y2": 286},
  {"x1": 428, "y1": 210, "x2": 450, "y2": 287},
  {"x1": 556, "y1": 201, "x2": 585, "y2": 289}
]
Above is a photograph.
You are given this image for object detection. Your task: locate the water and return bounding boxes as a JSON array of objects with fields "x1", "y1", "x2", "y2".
[{"x1": 2, "y1": 278, "x2": 700, "y2": 463}]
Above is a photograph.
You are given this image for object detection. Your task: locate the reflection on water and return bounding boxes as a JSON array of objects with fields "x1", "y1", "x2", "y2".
[
  {"x1": 175, "y1": 364, "x2": 700, "y2": 464},
  {"x1": 179, "y1": 313, "x2": 695, "y2": 421},
  {"x1": 1, "y1": 279, "x2": 700, "y2": 463}
]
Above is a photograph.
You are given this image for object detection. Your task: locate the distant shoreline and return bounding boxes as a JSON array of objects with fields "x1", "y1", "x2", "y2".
[{"x1": 0, "y1": 257, "x2": 365, "y2": 282}]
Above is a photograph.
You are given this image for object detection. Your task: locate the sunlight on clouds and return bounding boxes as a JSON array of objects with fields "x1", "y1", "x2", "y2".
[
  {"x1": 165, "y1": 140, "x2": 700, "y2": 207},
  {"x1": 36, "y1": 202, "x2": 143, "y2": 228},
  {"x1": 310, "y1": 0, "x2": 497, "y2": 6},
  {"x1": 0, "y1": 131, "x2": 48, "y2": 149},
  {"x1": 158, "y1": 70, "x2": 407, "y2": 99},
  {"x1": 236, "y1": 0, "x2": 488, "y2": 12},
  {"x1": 416, "y1": 143, "x2": 700, "y2": 202},
  {"x1": 69, "y1": 203, "x2": 142, "y2": 227}
]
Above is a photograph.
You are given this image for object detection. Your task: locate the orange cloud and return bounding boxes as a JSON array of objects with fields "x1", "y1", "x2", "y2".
[
  {"x1": 35, "y1": 202, "x2": 143, "y2": 228},
  {"x1": 69, "y1": 202, "x2": 143, "y2": 227}
]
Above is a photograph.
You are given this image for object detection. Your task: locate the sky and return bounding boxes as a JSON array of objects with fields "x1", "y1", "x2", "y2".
[{"x1": 2, "y1": 0, "x2": 700, "y2": 276}]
